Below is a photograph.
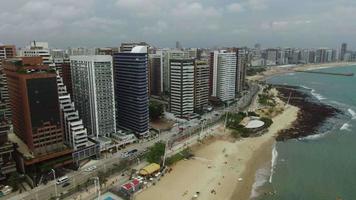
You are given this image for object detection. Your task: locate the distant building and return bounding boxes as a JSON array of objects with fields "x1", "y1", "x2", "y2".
[
  {"x1": 95, "y1": 47, "x2": 119, "y2": 56},
  {"x1": 120, "y1": 42, "x2": 149, "y2": 53},
  {"x1": 210, "y1": 51, "x2": 236, "y2": 102},
  {"x1": 113, "y1": 46, "x2": 149, "y2": 136},
  {"x1": 148, "y1": 53, "x2": 163, "y2": 96},
  {"x1": 341, "y1": 43, "x2": 347, "y2": 61},
  {"x1": 4, "y1": 57, "x2": 64, "y2": 156},
  {"x1": 70, "y1": 55, "x2": 116, "y2": 138},
  {"x1": 266, "y1": 49, "x2": 278, "y2": 66},
  {"x1": 19, "y1": 41, "x2": 52, "y2": 65},
  {"x1": 194, "y1": 60, "x2": 209, "y2": 112},
  {"x1": 170, "y1": 59, "x2": 195, "y2": 118},
  {"x1": 67, "y1": 47, "x2": 96, "y2": 56}
]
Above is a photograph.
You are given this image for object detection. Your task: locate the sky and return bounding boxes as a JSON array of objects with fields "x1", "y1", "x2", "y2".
[{"x1": 0, "y1": 0, "x2": 355, "y2": 49}]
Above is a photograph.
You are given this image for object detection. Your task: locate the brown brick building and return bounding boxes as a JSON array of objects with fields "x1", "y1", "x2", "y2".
[{"x1": 3, "y1": 57, "x2": 65, "y2": 156}]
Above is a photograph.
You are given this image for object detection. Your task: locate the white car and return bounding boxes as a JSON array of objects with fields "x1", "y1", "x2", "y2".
[{"x1": 84, "y1": 165, "x2": 97, "y2": 172}]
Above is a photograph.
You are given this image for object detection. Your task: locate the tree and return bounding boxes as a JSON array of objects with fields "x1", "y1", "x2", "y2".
[
  {"x1": 149, "y1": 101, "x2": 164, "y2": 121},
  {"x1": 7, "y1": 172, "x2": 20, "y2": 191},
  {"x1": 145, "y1": 142, "x2": 165, "y2": 164}
]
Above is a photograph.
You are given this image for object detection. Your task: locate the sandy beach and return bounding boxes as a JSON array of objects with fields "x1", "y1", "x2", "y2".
[
  {"x1": 135, "y1": 104, "x2": 299, "y2": 200},
  {"x1": 248, "y1": 62, "x2": 356, "y2": 81}
]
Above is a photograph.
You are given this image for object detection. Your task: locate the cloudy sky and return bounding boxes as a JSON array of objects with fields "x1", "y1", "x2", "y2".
[{"x1": 1, "y1": 0, "x2": 355, "y2": 49}]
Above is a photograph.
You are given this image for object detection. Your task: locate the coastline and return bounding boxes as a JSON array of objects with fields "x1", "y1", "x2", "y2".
[
  {"x1": 248, "y1": 62, "x2": 356, "y2": 81},
  {"x1": 135, "y1": 103, "x2": 299, "y2": 200}
]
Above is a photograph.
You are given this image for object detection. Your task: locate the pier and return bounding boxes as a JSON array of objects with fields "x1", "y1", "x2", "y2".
[{"x1": 294, "y1": 70, "x2": 354, "y2": 76}]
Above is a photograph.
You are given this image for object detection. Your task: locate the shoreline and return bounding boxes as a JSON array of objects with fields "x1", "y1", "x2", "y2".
[
  {"x1": 248, "y1": 62, "x2": 356, "y2": 81},
  {"x1": 135, "y1": 102, "x2": 299, "y2": 200}
]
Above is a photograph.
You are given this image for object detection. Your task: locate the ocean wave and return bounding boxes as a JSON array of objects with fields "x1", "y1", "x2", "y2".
[
  {"x1": 287, "y1": 73, "x2": 295, "y2": 76},
  {"x1": 348, "y1": 108, "x2": 356, "y2": 119},
  {"x1": 340, "y1": 123, "x2": 351, "y2": 131},
  {"x1": 311, "y1": 89, "x2": 326, "y2": 100},
  {"x1": 269, "y1": 144, "x2": 278, "y2": 183},
  {"x1": 300, "y1": 132, "x2": 329, "y2": 141},
  {"x1": 300, "y1": 85, "x2": 312, "y2": 90},
  {"x1": 250, "y1": 167, "x2": 270, "y2": 199}
]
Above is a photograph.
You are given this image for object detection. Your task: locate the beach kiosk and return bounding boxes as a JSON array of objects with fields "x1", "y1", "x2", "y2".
[{"x1": 139, "y1": 163, "x2": 161, "y2": 177}]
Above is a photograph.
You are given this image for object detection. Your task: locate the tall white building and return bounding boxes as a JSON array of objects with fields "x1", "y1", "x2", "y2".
[
  {"x1": 211, "y1": 51, "x2": 236, "y2": 102},
  {"x1": 18, "y1": 41, "x2": 52, "y2": 65},
  {"x1": 170, "y1": 59, "x2": 195, "y2": 118},
  {"x1": 70, "y1": 55, "x2": 116, "y2": 138}
]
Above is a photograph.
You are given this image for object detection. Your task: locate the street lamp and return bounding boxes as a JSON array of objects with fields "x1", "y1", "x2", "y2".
[
  {"x1": 91, "y1": 177, "x2": 101, "y2": 200},
  {"x1": 50, "y1": 169, "x2": 58, "y2": 198}
]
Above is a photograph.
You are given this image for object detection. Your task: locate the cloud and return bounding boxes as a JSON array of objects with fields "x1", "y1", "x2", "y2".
[
  {"x1": 247, "y1": 0, "x2": 268, "y2": 10},
  {"x1": 227, "y1": 3, "x2": 244, "y2": 13}
]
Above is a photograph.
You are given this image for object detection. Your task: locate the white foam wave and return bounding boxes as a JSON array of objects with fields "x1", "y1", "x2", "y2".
[
  {"x1": 300, "y1": 132, "x2": 329, "y2": 140},
  {"x1": 311, "y1": 89, "x2": 326, "y2": 100},
  {"x1": 348, "y1": 109, "x2": 356, "y2": 119},
  {"x1": 300, "y1": 85, "x2": 312, "y2": 90},
  {"x1": 340, "y1": 123, "x2": 351, "y2": 131},
  {"x1": 287, "y1": 73, "x2": 295, "y2": 76},
  {"x1": 269, "y1": 144, "x2": 278, "y2": 183},
  {"x1": 250, "y1": 167, "x2": 270, "y2": 199}
]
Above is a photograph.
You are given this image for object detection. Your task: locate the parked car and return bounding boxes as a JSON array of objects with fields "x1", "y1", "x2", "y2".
[{"x1": 84, "y1": 165, "x2": 97, "y2": 172}]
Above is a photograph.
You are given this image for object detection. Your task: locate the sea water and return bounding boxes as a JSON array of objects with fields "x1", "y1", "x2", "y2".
[{"x1": 254, "y1": 65, "x2": 356, "y2": 200}]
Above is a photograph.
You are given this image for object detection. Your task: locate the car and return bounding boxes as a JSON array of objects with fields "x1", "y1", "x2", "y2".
[
  {"x1": 62, "y1": 182, "x2": 70, "y2": 188},
  {"x1": 84, "y1": 165, "x2": 97, "y2": 172},
  {"x1": 56, "y1": 176, "x2": 69, "y2": 185}
]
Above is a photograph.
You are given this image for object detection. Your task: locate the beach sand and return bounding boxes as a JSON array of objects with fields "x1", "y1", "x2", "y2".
[
  {"x1": 135, "y1": 105, "x2": 299, "y2": 200},
  {"x1": 248, "y1": 62, "x2": 356, "y2": 81}
]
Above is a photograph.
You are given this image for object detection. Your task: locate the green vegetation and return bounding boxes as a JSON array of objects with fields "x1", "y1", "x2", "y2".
[
  {"x1": 145, "y1": 142, "x2": 165, "y2": 164},
  {"x1": 149, "y1": 101, "x2": 164, "y2": 121},
  {"x1": 260, "y1": 117, "x2": 273, "y2": 128},
  {"x1": 258, "y1": 93, "x2": 276, "y2": 107},
  {"x1": 7, "y1": 172, "x2": 21, "y2": 191},
  {"x1": 225, "y1": 112, "x2": 246, "y2": 129},
  {"x1": 246, "y1": 67, "x2": 266, "y2": 76},
  {"x1": 166, "y1": 148, "x2": 192, "y2": 166}
]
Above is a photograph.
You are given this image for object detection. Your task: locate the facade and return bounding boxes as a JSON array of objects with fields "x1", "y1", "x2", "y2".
[
  {"x1": 266, "y1": 49, "x2": 278, "y2": 66},
  {"x1": 162, "y1": 50, "x2": 190, "y2": 93},
  {"x1": 148, "y1": 53, "x2": 162, "y2": 96},
  {"x1": 113, "y1": 46, "x2": 149, "y2": 136},
  {"x1": 0, "y1": 45, "x2": 16, "y2": 119},
  {"x1": 341, "y1": 43, "x2": 347, "y2": 61},
  {"x1": 4, "y1": 57, "x2": 64, "y2": 156},
  {"x1": 120, "y1": 42, "x2": 149, "y2": 53},
  {"x1": 236, "y1": 49, "x2": 247, "y2": 94},
  {"x1": 211, "y1": 51, "x2": 236, "y2": 102},
  {"x1": 70, "y1": 56, "x2": 116, "y2": 138},
  {"x1": 170, "y1": 59, "x2": 195, "y2": 118},
  {"x1": 19, "y1": 42, "x2": 52, "y2": 65},
  {"x1": 194, "y1": 61, "x2": 209, "y2": 112}
]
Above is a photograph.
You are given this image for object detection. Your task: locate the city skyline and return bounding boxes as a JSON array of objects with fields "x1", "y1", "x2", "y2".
[{"x1": 1, "y1": 0, "x2": 356, "y2": 49}]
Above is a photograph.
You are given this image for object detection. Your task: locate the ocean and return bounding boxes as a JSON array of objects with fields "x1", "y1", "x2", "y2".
[{"x1": 254, "y1": 65, "x2": 356, "y2": 200}]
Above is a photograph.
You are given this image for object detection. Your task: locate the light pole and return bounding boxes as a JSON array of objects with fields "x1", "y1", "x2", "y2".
[
  {"x1": 91, "y1": 177, "x2": 100, "y2": 200},
  {"x1": 51, "y1": 169, "x2": 58, "y2": 198},
  {"x1": 162, "y1": 139, "x2": 169, "y2": 167}
]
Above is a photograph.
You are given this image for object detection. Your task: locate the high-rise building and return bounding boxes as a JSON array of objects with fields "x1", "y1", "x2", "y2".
[
  {"x1": 4, "y1": 57, "x2": 64, "y2": 156},
  {"x1": 0, "y1": 45, "x2": 16, "y2": 119},
  {"x1": 341, "y1": 43, "x2": 347, "y2": 61},
  {"x1": 170, "y1": 59, "x2": 195, "y2": 118},
  {"x1": 210, "y1": 51, "x2": 236, "y2": 102},
  {"x1": 19, "y1": 41, "x2": 52, "y2": 65},
  {"x1": 0, "y1": 48, "x2": 16, "y2": 178},
  {"x1": 57, "y1": 73, "x2": 99, "y2": 164},
  {"x1": 194, "y1": 61, "x2": 209, "y2": 112},
  {"x1": 236, "y1": 49, "x2": 247, "y2": 94},
  {"x1": 95, "y1": 47, "x2": 119, "y2": 56},
  {"x1": 162, "y1": 50, "x2": 190, "y2": 93},
  {"x1": 70, "y1": 55, "x2": 116, "y2": 138},
  {"x1": 148, "y1": 53, "x2": 163, "y2": 96},
  {"x1": 266, "y1": 49, "x2": 278, "y2": 66},
  {"x1": 113, "y1": 46, "x2": 149, "y2": 136}
]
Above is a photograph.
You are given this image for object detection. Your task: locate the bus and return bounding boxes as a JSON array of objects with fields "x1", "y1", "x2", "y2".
[{"x1": 56, "y1": 176, "x2": 69, "y2": 185}]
